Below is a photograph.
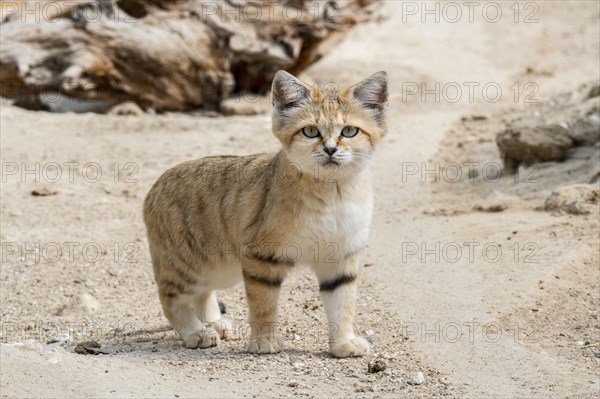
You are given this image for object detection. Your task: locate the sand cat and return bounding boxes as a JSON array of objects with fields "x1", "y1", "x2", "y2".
[{"x1": 143, "y1": 70, "x2": 388, "y2": 357}]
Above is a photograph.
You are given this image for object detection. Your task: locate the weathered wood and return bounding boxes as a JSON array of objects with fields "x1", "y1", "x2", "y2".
[{"x1": 0, "y1": 0, "x2": 378, "y2": 112}]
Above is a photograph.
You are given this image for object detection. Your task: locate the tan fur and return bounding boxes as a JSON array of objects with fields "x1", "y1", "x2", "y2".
[{"x1": 143, "y1": 71, "x2": 388, "y2": 356}]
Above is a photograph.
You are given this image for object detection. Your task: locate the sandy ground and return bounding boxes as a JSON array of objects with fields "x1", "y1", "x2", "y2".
[{"x1": 1, "y1": 1, "x2": 599, "y2": 398}]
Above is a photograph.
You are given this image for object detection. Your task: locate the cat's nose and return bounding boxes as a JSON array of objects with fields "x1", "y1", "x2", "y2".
[{"x1": 324, "y1": 147, "x2": 338, "y2": 156}]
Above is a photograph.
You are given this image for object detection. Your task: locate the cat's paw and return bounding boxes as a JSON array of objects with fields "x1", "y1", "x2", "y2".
[
  {"x1": 182, "y1": 328, "x2": 220, "y2": 349},
  {"x1": 330, "y1": 336, "x2": 370, "y2": 358},
  {"x1": 210, "y1": 318, "x2": 235, "y2": 340},
  {"x1": 247, "y1": 334, "x2": 285, "y2": 354}
]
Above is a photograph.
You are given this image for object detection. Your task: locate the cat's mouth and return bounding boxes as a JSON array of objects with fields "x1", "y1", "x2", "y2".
[{"x1": 322, "y1": 159, "x2": 339, "y2": 166}]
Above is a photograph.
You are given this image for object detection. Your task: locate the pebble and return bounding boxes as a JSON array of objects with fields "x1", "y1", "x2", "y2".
[
  {"x1": 292, "y1": 362, "x2": 304, "y2": 369},
  {"x1": 288, "y1": 381, "x2": 299, "y2": 387},
  {"x1": 367, "y1": 360, "x2": 387, "y2": 373},
  {"x1": 409, "y1": 372, "x2": 425, "y2": 385}
]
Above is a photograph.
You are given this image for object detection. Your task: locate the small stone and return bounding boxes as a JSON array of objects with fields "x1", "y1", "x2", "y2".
[
  {"x1": 292, "y1": 362, "x2": 304, "y2": 370},
  {"x1": 288, "y1": 381, "x2": 299, "y2": 387},
  {"x1": 74, "y1": 340, "x2": 107, "y2": 355},
  {"x1": 409, "y1": 372, "x2": 425, "y2": 385},
  {"x1": 367, "y1": 360, "x2": 387, "y2": 373}
]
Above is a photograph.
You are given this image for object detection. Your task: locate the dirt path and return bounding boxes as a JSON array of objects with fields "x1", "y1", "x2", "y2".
[
  {"x1": 1, "y1": 2, "x2": 599, "y2": 398},
  {"x1": 323, "y1": 3, "x2": 600, "y2": 397}
]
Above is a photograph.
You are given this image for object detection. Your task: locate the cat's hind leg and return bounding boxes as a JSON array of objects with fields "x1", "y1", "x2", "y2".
[
  {"x1": 193, "y1": 291, "x2": 234, "y2": 340},
  {"x1": 242, "y1": 258, "x2": 290, "y2": 354},
  {"x1": 158, "y1": 284, "x2": 220, "y2": 349}
]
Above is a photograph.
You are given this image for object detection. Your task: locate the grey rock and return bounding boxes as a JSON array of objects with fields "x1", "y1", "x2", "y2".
[
  {"x1": 496, "y1": 124, "x2": 573, "y2": 173},
  {"x1": 565, "y1": 111, "x2": 600, "y2": 145}
]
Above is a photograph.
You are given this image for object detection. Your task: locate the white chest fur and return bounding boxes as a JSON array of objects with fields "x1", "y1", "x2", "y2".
[{"x1": 291, "y1": 183, "x2": 373, "y2": 265}]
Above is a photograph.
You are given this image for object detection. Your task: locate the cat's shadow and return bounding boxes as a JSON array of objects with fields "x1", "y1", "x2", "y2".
[{"x1": 100, "y1": 324, "x2": 332, "y2": 359}]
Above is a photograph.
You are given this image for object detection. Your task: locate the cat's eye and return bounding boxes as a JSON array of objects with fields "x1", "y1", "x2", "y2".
[
  {"x1": 341, "y1": 126, "x2": 359, "y2": 138},
  {"x1": 302, "y1": 126, "x2": 320, "y2": 138}
]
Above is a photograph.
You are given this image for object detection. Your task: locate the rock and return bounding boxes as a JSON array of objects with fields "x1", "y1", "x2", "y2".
[
  {"x1": 544, "y1": 184, "x2": 599, "y2": 215},
  {"x1": 408, "y1": 372, "x2": 425, "y2": 385},
  {"x1": 107, "y1": 101, "x2": 145, "y2": 116},
  {"x1": 220, "y1": 95, "x2": 270, "y2": 116},
  {"x1": 367, "y1": 360, "x2": 387, "y2": 373},
  {"x1": 288, "y1": 381, "x2": 299, "y2": 387},
  {"x1": 74, "y1": 340, "x2": 107, "y2": 355},
  {"x1": 588, "y1": 85, "x2": 600, "y2": 98},
  {"x1": 292, "y1": 362, "x2": 305, "y2": 370},
  {"x1": 565, "y1": 112, "x2": 600, "y2": 145},
  {"x1": 496, "y1": 124, "x2": 573, "y2": 173},
  {"x1": 548, "y1": 96, "x2": 600, "y2": 145}
]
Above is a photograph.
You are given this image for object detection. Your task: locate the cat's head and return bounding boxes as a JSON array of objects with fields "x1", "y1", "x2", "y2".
[{"x1": 271, "y1": 71, "x2": 388, "y2": 181}]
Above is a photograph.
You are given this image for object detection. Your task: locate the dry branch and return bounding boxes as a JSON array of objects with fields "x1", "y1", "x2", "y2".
[{"x1": 0, "y1": 0, "x2": 379, "y2": 112}]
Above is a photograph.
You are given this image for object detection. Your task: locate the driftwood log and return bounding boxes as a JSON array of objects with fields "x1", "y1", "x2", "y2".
[{"x1": 0, "y1": 0, "x2": 378, "y2": 112}]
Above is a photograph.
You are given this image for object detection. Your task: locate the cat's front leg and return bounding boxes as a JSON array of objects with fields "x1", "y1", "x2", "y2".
[
  {"x1": 242, "y1": 260, "x2": 288, "y2": 354},
  {"x1": 313, "y1": 253, "x2": 369, "y2": 358}
]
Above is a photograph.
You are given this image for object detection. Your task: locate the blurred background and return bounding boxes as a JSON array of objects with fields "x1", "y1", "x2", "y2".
[{"x1": 1, "y1": 1, "x2": 599, "y2": 398}]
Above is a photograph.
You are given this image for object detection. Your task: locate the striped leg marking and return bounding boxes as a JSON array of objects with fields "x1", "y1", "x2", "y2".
[
  {"x1": 319, "y1": 273, "x2": 357, "y2": 292},
  {"x1": 315, "y1": 256, "x2": 369, "y2": 358}
]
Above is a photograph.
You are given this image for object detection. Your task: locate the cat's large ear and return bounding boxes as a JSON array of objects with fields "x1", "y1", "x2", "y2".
[
  {"x1": 350, "y1": 71, "x2": 388, "y2": 123},
  {"x1": 271, "y1": 70, "x2": 310, "y2": 112}
]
